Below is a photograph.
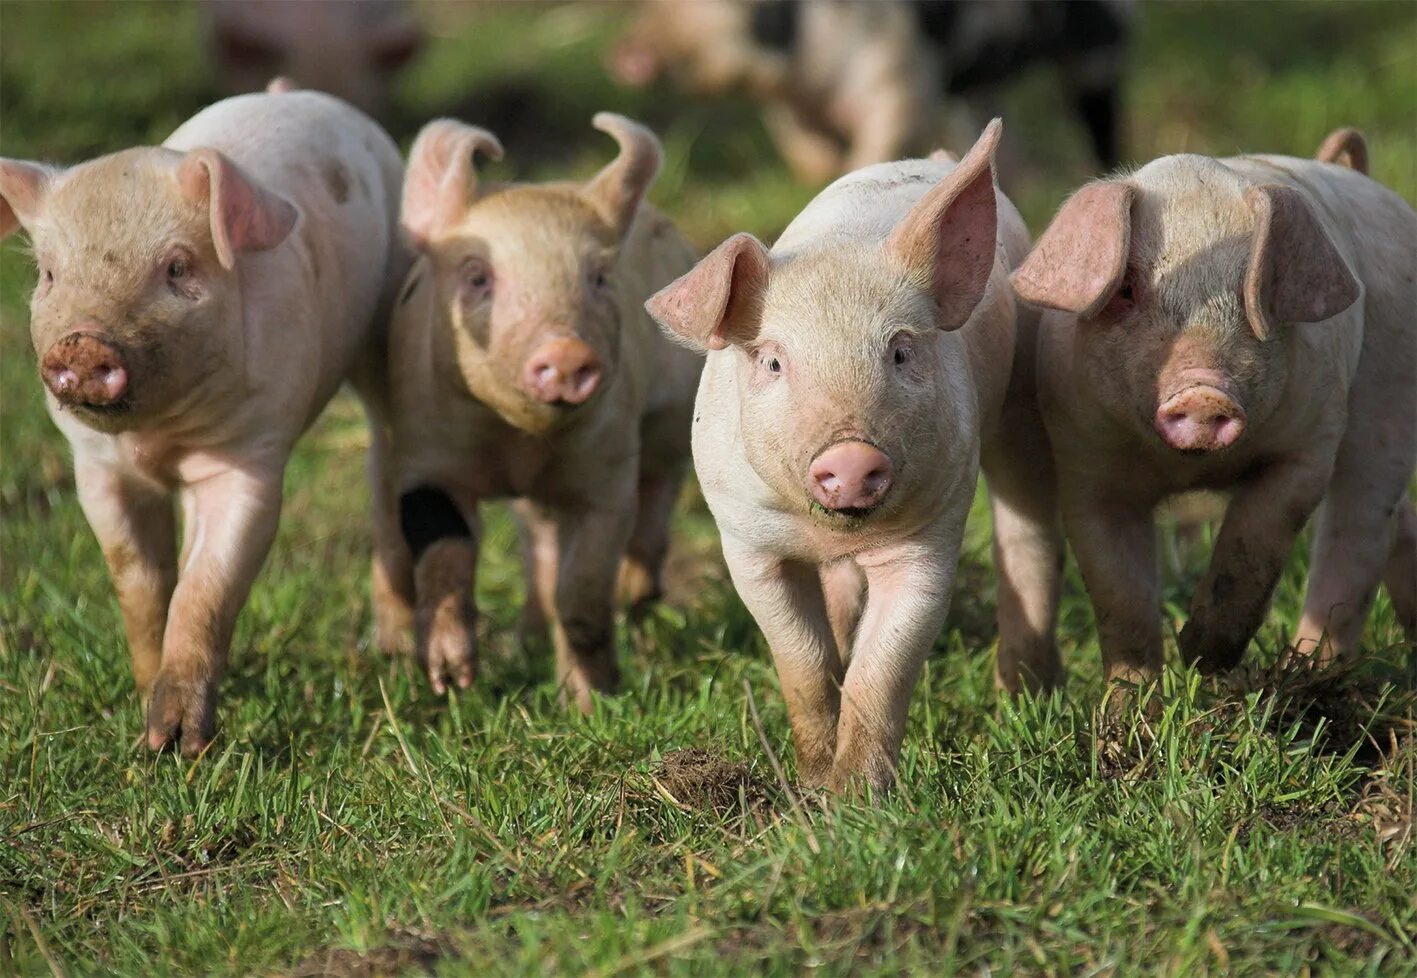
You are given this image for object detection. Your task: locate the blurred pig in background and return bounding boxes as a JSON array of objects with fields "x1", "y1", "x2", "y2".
[
  {"x1": 205, "y1": 0, "x2": 423, "y2": 123},
  {"x1": 612, "y1": 0, "x2": 1131, "y2": 183}
]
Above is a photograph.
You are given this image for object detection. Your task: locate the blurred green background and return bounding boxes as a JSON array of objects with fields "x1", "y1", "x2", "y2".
[{"x1": 2, "y1": 3, "x2": 1415, "y2": 976}]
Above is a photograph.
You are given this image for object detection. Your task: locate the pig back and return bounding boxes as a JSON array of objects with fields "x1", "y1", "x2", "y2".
[
  {"x1": 164, "y1": 91, "x2": 404, "y2": 416},
  {"x1": 615, "y1": 203, "x2": 703, "y2": 420}
]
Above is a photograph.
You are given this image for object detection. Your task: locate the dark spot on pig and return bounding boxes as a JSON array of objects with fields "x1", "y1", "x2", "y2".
[
  {"x1": 399, "y1": 486, "x2": 472, "y2": 561},
  {"x1": 398, "y1": 272, "x2": 422, "y2": 307},
  {"x1": 103, "y1": 250, "x2": 120, "y2": 266},
  {"x1": 322, "y1": 161, "x2": 350, "y2": 204}
]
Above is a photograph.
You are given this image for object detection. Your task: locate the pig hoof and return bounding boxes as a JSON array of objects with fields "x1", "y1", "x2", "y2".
[
  {"x1": 1178, "y1": 621, "x2": 1246, "y2": 674},
  {"x1": 145, "y1": 674, "x2": 216, "y2": 758},
  {"x1": 418, "y1": 625, "x2": 476, "y2": 696}
]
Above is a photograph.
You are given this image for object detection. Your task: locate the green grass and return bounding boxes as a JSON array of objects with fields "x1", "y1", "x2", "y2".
[{"x1": 2, "y1": 2, "x2": 1416, "y2": 975}]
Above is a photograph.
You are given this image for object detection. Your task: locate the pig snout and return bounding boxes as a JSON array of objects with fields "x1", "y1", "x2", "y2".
[
  {"x1": 808, "y1": 441, "x2": 895, "y2": 513},
  {"x1": 41, "y1": 332, "x2": 130, "y2": 408},
  {"x1": 1155, "y1": 385, "x2": 1246, "y2": 453},
  {"x1": 522, "y1": 338, "x2": 603, "y2": 405}
]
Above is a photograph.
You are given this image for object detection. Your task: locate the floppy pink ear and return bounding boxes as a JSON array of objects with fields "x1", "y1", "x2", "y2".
[
  {"x1": 885, "y1": 118, "x2": 1002, "y2": 330},
  {"x1": 0, "y1": 159, "x2": 58, "y2": 240},
  {"x1": 645, "y1": 232, "x2": 769, "y2": 351},
  {"x1": 402, "y1": 119, "x2": 504, "y2": 250},
  {"x1": 1243, "y1": 184, "x2": 1359, "y2": 341},
  {"x1": 583, "y1": 112, "x2": 663, "y2": 238},
  {"x1": 1012, "y1": 181, "x2": 1135, "y2": 319},
  {"x1": 177, "y1": 149, "x2": 297, "y2": 269}
]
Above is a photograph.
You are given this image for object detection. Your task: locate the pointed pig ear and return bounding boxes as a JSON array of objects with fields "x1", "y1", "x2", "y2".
[
  {"x1": 0, "y1": 159, "x2": 59, "y2": 240},
  {"x1": 583, "y1": 112, "x2": 662, "y2": 238},
  {"x1": 177, "y1": 148, "x2": 297, "y2": 269},
  {"x1": 885, "y1": 118, "x2": 1002, "y2": 330},
  {"x1": 1314, "y1": 127, "x2": 1368, "y2": 175},
  {"x1": 645, "y1": 233, "x2": 770, "y2": 351},
  {"x1": 1243, "y1": 184, "x2": 1359, "y2": 341},
  {"x1": 402, "y1": 119, "x2": 504, "y2": 250},
  {"x1": 1013, "y1": 181, "x2": 1136, "y2": 319}
]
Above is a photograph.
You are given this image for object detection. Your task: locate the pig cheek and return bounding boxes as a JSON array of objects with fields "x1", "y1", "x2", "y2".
[{"x1": 740, "y1": 382, "x2": 807, "y2": 500}]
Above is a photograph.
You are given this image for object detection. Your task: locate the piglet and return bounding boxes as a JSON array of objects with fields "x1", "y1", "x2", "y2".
[
  {"x1": 0, "y1": 88, "x2": 409, "y2": 756},
  {"x1": 1011, "y1": 129, "x2": 1416, "y2": 686},
  {"x1": 384, "y1": 114, "x2": 702, "y2": 711},
  {"x1": 206, "y1": 0, "x2": 423, "y2": 122},
  {"x1": 647, "y1": 121, "x2": 1057, "y2": 792}
]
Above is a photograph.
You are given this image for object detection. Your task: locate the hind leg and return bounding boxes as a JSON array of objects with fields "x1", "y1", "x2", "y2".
[
  {"x1": 617, "y1": 468, "x2": 684, "y2": 617},
  {"x1": 1384, "y1": 499, "x2": 1416, "y2": 638},
  {"x1": 368, "y1": 422, "x2": 415, "y2": 655},
  {"x1": 1295, "y1": 460, "x2": 1414, "y2": 667},
  {"x1": 821, "y1": 560, "x2": 866, "y2": 667},
  {"x1": 516, "y1": 500, "x2": 557, "y2": 649}
]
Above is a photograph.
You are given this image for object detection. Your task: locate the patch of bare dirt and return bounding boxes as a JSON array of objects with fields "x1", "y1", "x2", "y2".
[
  {"x1": 283, "y1": 931, "x2": 452, "y2": 978},
  {"x1": 653, "y1": 748, "x2": 779, "y2": 818}
]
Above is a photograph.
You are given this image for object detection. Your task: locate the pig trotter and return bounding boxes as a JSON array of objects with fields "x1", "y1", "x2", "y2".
[{"x1": 145, "y1": 671, "x2": 217, "y2": 758}]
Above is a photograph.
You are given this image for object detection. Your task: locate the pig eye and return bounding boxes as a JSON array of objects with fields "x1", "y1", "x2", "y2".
[
  {"x1": 167, "y1": 258, "x2": 188, "y2": 280},
  {"x1": 759, "y1": 353, "x2": 782, "y2": 374},
  {"x1": 461, "y1": 258, "x2": 492, "y2": 296},
  {"x1": 35, "y1": 268, "x2": 54, "y2": 299}
]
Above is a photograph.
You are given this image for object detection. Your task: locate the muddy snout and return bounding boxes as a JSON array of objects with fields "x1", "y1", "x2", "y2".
[
  {"x1": 41, "y1": 332, "x2": 130, "y2": 408},
  {"x1": 521, "y1": 338, "x2": 602, "y2": 406},
  {"x1": 808, "y1": 440, "x2": 895, "y2": 514},
  {"x1": 1155, "y1": 385, "x2": 1246, "y2": 453}
]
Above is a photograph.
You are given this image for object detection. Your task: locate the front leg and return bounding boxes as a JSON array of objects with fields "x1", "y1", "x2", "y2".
[
  {"x1": 721, "y1": 536, "x2": 843, "y2": 787},
  {"x1": 146, "y1": 466, "x2": 282, "y2": 756},
  {"x1": 548, "y1": 498, "x2": 637, "y2": 713},
  {"x1": 1182, "y1": 457, "x2": 1329, "y2": 672},
  {"x1": 73, "y1": 458, "x2": 176, "y2": 696},
  {"x1": 830, "y1": 540, "x2": 955, "y2": 794},
  {"x1": 400, "y1": 485, "x2": 480, "y2": 695},
  {"x1": 1060, "y1": 480, "x2": 1163, "y2": 687}
]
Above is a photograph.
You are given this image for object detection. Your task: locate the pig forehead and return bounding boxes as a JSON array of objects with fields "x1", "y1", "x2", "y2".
[
  {"x1": 464, "y1": 188, "x2": 615, "y2": 257},
  {"x1": 765, "y1": 252, "x2": 927, "y2": 339},
  {"x1": 43, "y1": 151, "x2": 201, "y2": 259},
  {"x1": 1131, "y1": 158, "x2": 1254, "y2": 263}
]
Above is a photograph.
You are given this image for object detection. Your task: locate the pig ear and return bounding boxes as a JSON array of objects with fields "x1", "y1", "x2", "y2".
[
  {"x1": 646, "y1": 233, "x2": 769, "y2": 352},
  {"x1": 1012, "y1": 181, "x2": 1136, "y2": 319},
  {"x1": 0, "y1": 159, "x2": 58, "y2": 240},
  {"x1": 1243, "y1": 184, "x2": 1359, "y2": 342},
  {"x1": 583, "y1": 112, "x2": 662, "y2": 238},
  {"x1": 178, "y1": 149, "x2": 297, "y2": 270},
  {"x1": 885, "y1": 118, "x2": 1002, "y2": 330},
  {"x1": 402, "y1": 119, "x2": 504, "y2": 250}
]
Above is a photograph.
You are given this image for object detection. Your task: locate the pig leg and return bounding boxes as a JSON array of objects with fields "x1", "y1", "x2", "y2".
[
  {"x1": 402, "y1": 486, "x2": 480, "y2": 695},
  {"x1": 368, "y1": 423, "x2": 414, "y2": 655},
  {"x1": 74, "y1": 459, "x2": 177, "y2": 697},
  {"x1": 821, "y1": 560, "x2": 866, "y2": 666},
  {"x1": 721, "y1": 536, "x2": 842, "y2": 787},
  {"x1": 1060, "y1": 485, "x2": 1162, "y2": 687},
  {"x1": 146, "y1": 467, "x2": 282, "y2": 757},
  {"x1": 829, "y1": 540, "x2": 956, "y2": 793},
  {"x1": 616, "y1": 467, "x2": 684, "y2": 615},
  {"x1": 548, "y1": 499, "x2": 636, "y2": 712},
  {"x1": 1294, "y1": 458, "x2": 1414, "y2": 665},
  {"x1": 514, "y1": 499, "x2": 555, "y2": 647},
  {"x1": 1181, "y1": 459, "x2": 1330, "y2": 672},
  {"x1": 762, "y1": 103, "x2": 845, "y2": 185},
  {"x1": 1384, "y1": 500, "x2": 1417, "y2": 638},
  {"x1": 843, "y1": 85, "x2": 919, "y2": 173},
  {"x1": 982, "y1": 385, "x2": 1064, "y2": 694}
]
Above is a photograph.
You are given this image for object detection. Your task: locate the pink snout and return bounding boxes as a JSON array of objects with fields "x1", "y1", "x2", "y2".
[
  {"x1": 41, "y1": 332, "x2": 129, "y2": 408},
  {"x1": 808, "y1": 441, "x2": 895, "y2": 513},
  {"x1": 1155, "y1": 386, "x2": 1246, "y2": 452},
  {"x1": 522, "y1": 338, "x2": 602, "y2": 405}
]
